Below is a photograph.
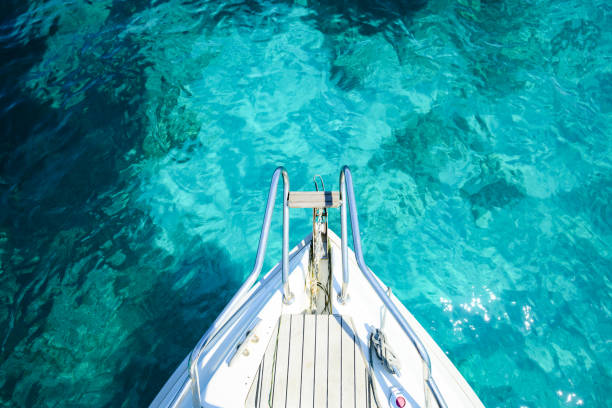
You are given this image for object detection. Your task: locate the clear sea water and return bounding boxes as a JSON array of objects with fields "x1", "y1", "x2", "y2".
[{"x1": 1, "y1": 0, "x2": 611, "y2": 406}]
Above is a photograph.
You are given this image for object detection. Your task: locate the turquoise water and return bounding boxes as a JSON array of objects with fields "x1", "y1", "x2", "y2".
[{"x1": 1, "y1": 0, "x2": 611, "y2": 406}]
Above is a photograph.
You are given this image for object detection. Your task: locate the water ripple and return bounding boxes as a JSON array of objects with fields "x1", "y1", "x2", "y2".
[{"x1": 0, "y1": 0, "x2": 611, "y2": 406}]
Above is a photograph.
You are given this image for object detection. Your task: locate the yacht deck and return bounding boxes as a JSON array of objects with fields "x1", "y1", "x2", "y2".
[{"x1": 246, "y1": 314, "x2": 376, "y2": 408}]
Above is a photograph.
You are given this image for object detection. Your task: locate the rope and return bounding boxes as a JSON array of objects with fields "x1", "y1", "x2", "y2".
[
  {"x1": 368, "y1": 334, "x2": 384, "y2": 408},
  {"x1": 309, "y1": 208, "x2": 331, "y2": 312},
  {"x1": 370, "y1": 328, "x2": 401, "y2": 375}
]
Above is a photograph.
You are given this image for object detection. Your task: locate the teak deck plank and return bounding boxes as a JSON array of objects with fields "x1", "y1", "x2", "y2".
[
  {"x1": 354, "y1": 321, "x2": 368, "y2": 407},
  {"x1": 285, "y1": 315, "x2": 304, "y2": 406},
  {"x1": 313, "y1": 314, "x2": 329, "y2": 408},
  {"x1": 246, "y1": 314, "x2": 372, "y2": 408},
  {"x1": 327, "y1": 316, "x2": 342, "y2": 407},
  {"x1": 300, "y1": 315, "x2": 316, "y2": 408},
  {"x1": 341, "y1": 317, "x2": 356, "y2": 408}
]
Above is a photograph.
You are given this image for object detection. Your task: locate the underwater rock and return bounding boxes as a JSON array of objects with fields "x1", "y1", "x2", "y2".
[
  {"x1": 106, "y1": 250, "x2": 127, "y2": 268},
  {"x1": 142, "y1": 72, "x2": 202, "y2": 156},
  {"x1": 306, "y1": 0, "x2": 426, "y2": 36},
  {"x1": 330, "y1": 33, "x2": 400, "y2": 91},
  {"x1": 460, "y1": 155, "x2": 525, "y2": 224}
]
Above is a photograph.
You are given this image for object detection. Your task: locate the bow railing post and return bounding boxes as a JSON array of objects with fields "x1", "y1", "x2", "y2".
[
  {"x1": 338, "y1": 169, "x2": 349, "y2": 303},
  {"x1": 337, "y1": 165, "x2": 448, "y2": 408},
  {"x1": 188, "y1": 166, "x2": 292, "y2": 407}
]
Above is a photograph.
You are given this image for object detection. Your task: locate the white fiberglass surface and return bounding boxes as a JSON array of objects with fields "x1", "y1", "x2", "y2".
[{"x1": 186, "y1": 230, "x2": 482, "y2": 408}]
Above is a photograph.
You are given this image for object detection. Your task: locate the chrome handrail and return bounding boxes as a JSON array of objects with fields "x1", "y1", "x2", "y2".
[
  {"x1": 186, "y1": 165, "x2": 447, "y2": 408},
  {"x1": 188, "y1": 166, "x2": 293, "y2": 407},
  {"x1": 338, "y1": 165, "x2": 448, "y2": 408}
]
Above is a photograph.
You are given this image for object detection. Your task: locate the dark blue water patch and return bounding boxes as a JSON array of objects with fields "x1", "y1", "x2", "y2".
[
  {"x1": 0, "y1": 7, "x2": 170, "y2": 406},
  {"x1": 1, "y1": 200, "x2": 244, "y2": 406},
  {"x1": 107, "y1": 0, "x2": 169, "y2": 21},
  {"x1": 304, "y1": 0, "x2": 426, "y2": 36},
  {"x1": 0, "y1": 15, "x2": 58, "y2": 167},
  {"x1": 104, "y1": 240, "x2": 245, "y2": 407}
]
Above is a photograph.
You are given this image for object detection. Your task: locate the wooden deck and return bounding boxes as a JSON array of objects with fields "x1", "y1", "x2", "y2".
[{"x1": 246, "y1": 314, "x2": 375, "y2": 408}]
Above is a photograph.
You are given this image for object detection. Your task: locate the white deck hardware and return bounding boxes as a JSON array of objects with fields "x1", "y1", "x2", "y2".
[
  {"x1": 226, "y1": 318, "x2": 262, "y2": 367},
  {"x1": 288, "y1": 191, "x2": 341, "y2": 208}
]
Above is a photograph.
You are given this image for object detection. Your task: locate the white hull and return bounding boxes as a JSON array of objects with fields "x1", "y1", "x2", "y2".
[{"x1": 151, "y1": 230, "x2": 484, "y2": 408}]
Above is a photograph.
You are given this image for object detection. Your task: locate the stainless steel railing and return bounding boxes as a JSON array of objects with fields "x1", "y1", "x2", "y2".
[
  {"x1": 338, "y1": 165, "x2": 448, "y2": 408},
  {"x1": 187, "y1": 165, "x2": 447, "y2": 408},
  {"x1": 188, "y1": 166, "x2": 293, "y2": 407}
]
